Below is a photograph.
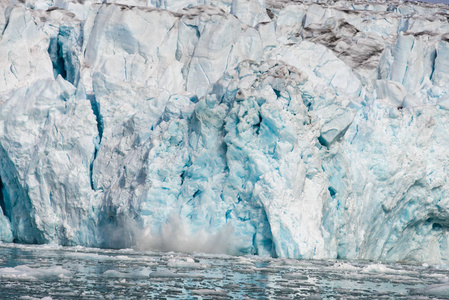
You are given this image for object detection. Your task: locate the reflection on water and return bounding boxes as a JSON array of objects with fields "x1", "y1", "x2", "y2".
[{"x1": 0, "y1": 243, "x2": 448, "y2": 299}]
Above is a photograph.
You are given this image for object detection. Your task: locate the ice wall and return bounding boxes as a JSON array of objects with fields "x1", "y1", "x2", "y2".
[{"x1": 1, "y1": 0, "x2": 449, "y2": 263}]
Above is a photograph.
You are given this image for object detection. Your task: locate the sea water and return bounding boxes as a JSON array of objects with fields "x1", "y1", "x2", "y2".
[{"x1": 0, "y1": 243, "x2": 448, "y2": 299}]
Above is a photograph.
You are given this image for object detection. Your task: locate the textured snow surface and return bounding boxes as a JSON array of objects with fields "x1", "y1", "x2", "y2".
[{"x1": 1, "y1": 0, "x2": 449, "y2": 263}]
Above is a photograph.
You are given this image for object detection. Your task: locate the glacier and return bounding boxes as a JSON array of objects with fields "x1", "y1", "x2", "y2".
[{"x1": 1, "y1": 0, "x2": 449, "y2": 264}]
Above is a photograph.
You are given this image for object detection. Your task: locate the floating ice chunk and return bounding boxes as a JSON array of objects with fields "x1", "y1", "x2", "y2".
[
  {"x1": 411, "y1": 282, "x2": 449, "y2": 297},
  {"x1": 103, "y1": 269, "x2": 152, "y2": 279},
  {"x1": 167, "y1": 257, "x2": 207, "y2": 268},
  {"x1": 282, "y1": 273, "x2": 309, "y2": 280},
  {"x1": 233, "y1": 257, "x2": 255, "y2": 266},
  {"x1": 0, "y1": 265, "x2": 71, "y2": 281},
  {"x1": 149, "y1": 270, "x2": 178, "y2": 278},
  {"x1": 362, "y1": 264, "x2": 401, "y2": 274},
  {"x1": 333, "y1": 262, "x2": 360, "y2": 271},
  {"x1": 19, "y1": 297, "x2": 54, "y2": 300},
  {"x1": 103, "y1": 270, "x2": 128, "y2": 278},
  {"x1": 191, "y1": 289, "x2": 227, "y2": 296}
]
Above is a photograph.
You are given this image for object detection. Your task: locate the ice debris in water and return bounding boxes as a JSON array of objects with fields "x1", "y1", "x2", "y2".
[
  {"x1": 333, "y1": 262, "x2": 359, "y2": 271},
  {"x1": 362, "y1": 263, "x2": 401, "y2": 274},
  {"x1": 0, "y1": 265, "x2": 71, "y2": 281},
  {"x1": 411, "y1": 282, "x2": 449, "y2": 297},
  {"x1": 148, "y1": 270, "x2": 178, "y2": 278},
  {"x1": 167, "y1": 257, "x2": 208, "y2": 268},
  {"x1": 1, "y1": 242, "x2": 448, "y2": 298},
  {"x1": 1, "y1": 0, "x2": 449, "y2": 264}
]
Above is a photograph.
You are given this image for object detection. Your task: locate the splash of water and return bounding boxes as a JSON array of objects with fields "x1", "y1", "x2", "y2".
[{"x1": 133, "y1": 215, "x2": 235, "y2": 254}]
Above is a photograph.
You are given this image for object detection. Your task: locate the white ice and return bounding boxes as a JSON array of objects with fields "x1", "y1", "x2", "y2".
[{"x1": 1, "y1": 0, "x2": 449, "y2": 264}]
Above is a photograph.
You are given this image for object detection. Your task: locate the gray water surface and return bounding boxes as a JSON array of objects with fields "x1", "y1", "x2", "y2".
[{"x1": 0, "y1": 243, "x2": 448, "y2": 299}]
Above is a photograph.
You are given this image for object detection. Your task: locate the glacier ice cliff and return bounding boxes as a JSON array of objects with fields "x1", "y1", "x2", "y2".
[{"x1": 1, "y1": 0, "x2": 449, "y2": 263}]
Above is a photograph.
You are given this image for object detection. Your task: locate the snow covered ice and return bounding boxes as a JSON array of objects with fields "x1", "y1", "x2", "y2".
[{"x1": 1, "y1": 0, "x2": 449, "y2": 264}]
